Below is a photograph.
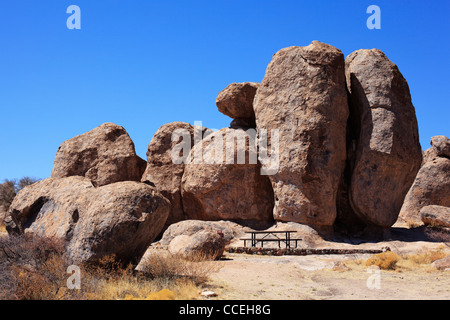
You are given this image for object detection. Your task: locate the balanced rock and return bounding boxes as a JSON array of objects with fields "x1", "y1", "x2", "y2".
[
  {"x1": 420, "y1": 205, "x2": 450, "y2": 228},
  {"x1": 216, "y1": 82, "x2": 259, "y2": 128},
  {"x1": 181, "y1": 128, "x2": 274, "y2": 223},
  {"x1": 421, "y1": 136, "x2": 450, "y2": 165},
  {"x1": 345, "y1": 49, "x2": 422, "y2": 228},
  {"x1": 253, "y1": 41, "x2": 349, "y2": 230},
  {"x1": 431, "y1": 135, "x2": 450, "y2": 158},
  {"x1": 398, "y1": 152, "x2": 450, "y2": 225},
  {"x1": 51, "y1": 123, "x2": 146, "y2": 187},
  {"x1": 6, "y1": 177, "x2": 170, "y2": 264}
]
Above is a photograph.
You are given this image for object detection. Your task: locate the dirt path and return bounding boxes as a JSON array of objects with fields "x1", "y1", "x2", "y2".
[{"x1": 207, "y1": 247, "x2": 450, "y2": 300}]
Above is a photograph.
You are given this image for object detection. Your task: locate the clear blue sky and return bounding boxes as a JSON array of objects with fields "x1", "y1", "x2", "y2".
[{"x1": 1, "y1": 1, "x2": 449, "y2": 180}]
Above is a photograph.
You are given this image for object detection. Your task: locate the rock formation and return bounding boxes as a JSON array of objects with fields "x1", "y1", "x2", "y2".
[
  {"x1": 158, "y1": 220, "x2": 247, "y2": 247},
  {"x1": 430, "y1": 135, "x2": 450, "y2": 158},
  {"x1": 5, "y1": 176, "x2": 170, "y2": 264},
  {"x1": 343, "y1": 49, "x2": 422, "y2": 229},
  {"x1": 253, "y1": 41, "x2": 349, "y2": 231},
  {"x1": 182, "y1": 128, "x2": 274, "y2": 224},
  {"x1": 167, "y1": 230, "x2": 226, "y2": 260},
  {"x1": 398, "y1": 136, "x2": 450, "y2": 225},
  {"x1": 216, "y1": 82, "x2": 259, "y2": 128},
  {"x1": 5, "y1": 41, "x2": 445, "y2": 263},
  {"x1": 51, "y1": 123, "x2": 146, "y2": 187},
  {"x1": 141, "y1": 122, "x2": 195, "y2": 227},
  {"x1": 420, "y1": 205, "x2": 450, "y2": 228}
]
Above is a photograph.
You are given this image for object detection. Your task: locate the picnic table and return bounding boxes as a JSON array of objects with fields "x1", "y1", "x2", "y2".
[{"x1": 240, "y1": 230, "x2": 301, "y2": 249}]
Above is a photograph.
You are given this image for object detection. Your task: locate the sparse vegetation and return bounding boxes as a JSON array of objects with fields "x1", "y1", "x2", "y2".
[
  {"x1": 0, "y1": 235, "x2": 218, "y2": 300},
  {"x1": 365, "y1": 251, "x2": 401, "y2": 270},
  {"x1": 363, "y1": 246, "x2": 449, "y2": 272},
  {"x1": 398, "y1": 246, "x2": 448, "y2": 270}
]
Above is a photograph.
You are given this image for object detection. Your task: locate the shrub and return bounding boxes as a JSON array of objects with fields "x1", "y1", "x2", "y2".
[
  {"x1": 365, "y1": 251, "x2": 401, "y2": 270},
  {"x1": 0, "y1": 234, "x2": 68, "y2": 300},
  {"x1": 403, "y1": 246, "x2": 448, "y2": 266},
  {"x1": 0, "y1": 235, "x2": 218, "y2": 300}
]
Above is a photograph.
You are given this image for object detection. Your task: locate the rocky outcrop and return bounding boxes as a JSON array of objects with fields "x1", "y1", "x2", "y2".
[
  {"x1": 141, "y1": 122, "x2": 195, "y2": 227},
  {"x1": 430, "y1": 136, "x2": 450, "y2": 158},
  {"x1": 51, "y1": 123, "x2": 146, "y2": 187},
  {"x1": 181, "y1": 128, "x2": 274, "y2": 223},
  {"x1": 398, "y1": 136, "x2": 450, "y2": 225},
  {"x1": 343, "y1": 49, "x2": 422, "y2": 229},
  {"x1": 5, "y1": 176, "x2": 170, "y2": 265},
  {"x1": 253, "y1": 41, "x2": 349, "y2": 230},
  {"x1": 216, "y1": 82, "x2": 259, "y2": 128},
  {"x1": 420, "y1": 205, "x2": 450, "y2": 228}
]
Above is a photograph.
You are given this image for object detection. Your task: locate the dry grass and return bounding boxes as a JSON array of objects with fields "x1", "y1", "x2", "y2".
[
  {"x1": 361, "y1": 246, "x2": 449, "y2": 272},
  {"x1": 0, "y1": 235, "x2": 219, "y2": 300},
  {"x1": 397, "y1": 246, "x2": 448, "y2": 270},
  {"x1": 0, "y1": 234, "x2": 68, "y2": 300},
  {"x1": 365, "y1": 251, "x2": 401, "y2": 270},
  {"x1": 139, "y1": 250, "x2": 221, "y2": 286}
]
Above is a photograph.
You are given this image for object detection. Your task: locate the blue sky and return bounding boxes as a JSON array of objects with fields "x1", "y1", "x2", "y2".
[{"x1": 0, "y1": 0, "x2": 449, "y2": 180}]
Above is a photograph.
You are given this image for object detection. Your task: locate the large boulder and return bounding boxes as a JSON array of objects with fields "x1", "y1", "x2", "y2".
[
  {"x1": 253, "y1": 41, "x2": 349, "y2": 230},
  {"x1": 181, "y1": 128, "x2": 274, "y2": 223},
  {"x1": 51, "y1": 123, "x2": 146, "y2": 187},
  {"x1": 5, "y1": 177, "x2": 170, "y2": 264},
  {"x1": 168, "y1": 231, "x2": 226, "y2": 260},
  {"x1": 158, "y1": 219, "x2": 248, "y2": 247},
  {"x1": 344, "y1": 49, "x2": 422, "y2": 229},
  {"x1": 420, "y1": 205, "x2": 450, "y2": 228},
  {"x1": 398, "y1": 137, "x2": 450, "y2": 226},
  {"x1": 216, "y1": 82, "x2": 259, "y2": 128},
  {"x1": 430, "y1": 136, "x2": 450, "y2": 158},
  {"x1": 141, "y1": 122, "x2": 195, "y2": 227}
]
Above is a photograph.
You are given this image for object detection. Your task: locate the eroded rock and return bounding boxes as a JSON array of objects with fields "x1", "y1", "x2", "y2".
[
  {"x1": 51, "y1": 123, "x2": 146, "y2": 187},
  {"x1": 253, "y1": 41, "x2": 349, "y2": 230}
]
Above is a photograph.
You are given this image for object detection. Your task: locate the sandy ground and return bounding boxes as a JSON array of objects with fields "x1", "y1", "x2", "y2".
[
  {"x1": 205, "y1": 227, "x2": 450, "y2": 300},
  {"x1": 206, "y1": 252, "x2": 449, "y2": 300}
]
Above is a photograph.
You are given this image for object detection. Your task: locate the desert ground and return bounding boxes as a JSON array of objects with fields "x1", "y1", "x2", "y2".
[{"x1": 205, "y1": 227, "x2": 450, "y2": 300}]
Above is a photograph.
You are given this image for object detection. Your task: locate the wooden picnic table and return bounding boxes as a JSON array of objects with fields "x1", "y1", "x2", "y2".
[{"x1": 240, "y1": 230, "x2": 301, "y2": 249}]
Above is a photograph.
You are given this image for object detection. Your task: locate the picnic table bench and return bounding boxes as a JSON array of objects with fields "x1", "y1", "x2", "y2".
[{"x1": 240, "y1": 231, "x2": 301, "y2": 249}]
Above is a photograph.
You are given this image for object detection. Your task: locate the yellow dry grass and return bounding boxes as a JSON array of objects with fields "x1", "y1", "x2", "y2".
[
  {"x1": 362, "y1": 246, "x2": 449, "y2": 272},
  {"x1": 1, "y1": 235, "x2": 219, "y2": 300}
]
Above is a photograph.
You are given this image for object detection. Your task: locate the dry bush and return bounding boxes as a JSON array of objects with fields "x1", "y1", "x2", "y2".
[
  {"x1": 0, "y1": 234, "x2": 68, "y2": 300},
  {"x1": 365, "y1": 251, "x2": 401, "y2": 270},
  {"x1": 0, "y1": 235, "x2": 218, "y2": 300},
  {"x1": 400, "y1": 246, "x2": 448, "y2": 269},
  {"x1": 138, "y1": 250, "x2": 221, "y2": 286}
]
